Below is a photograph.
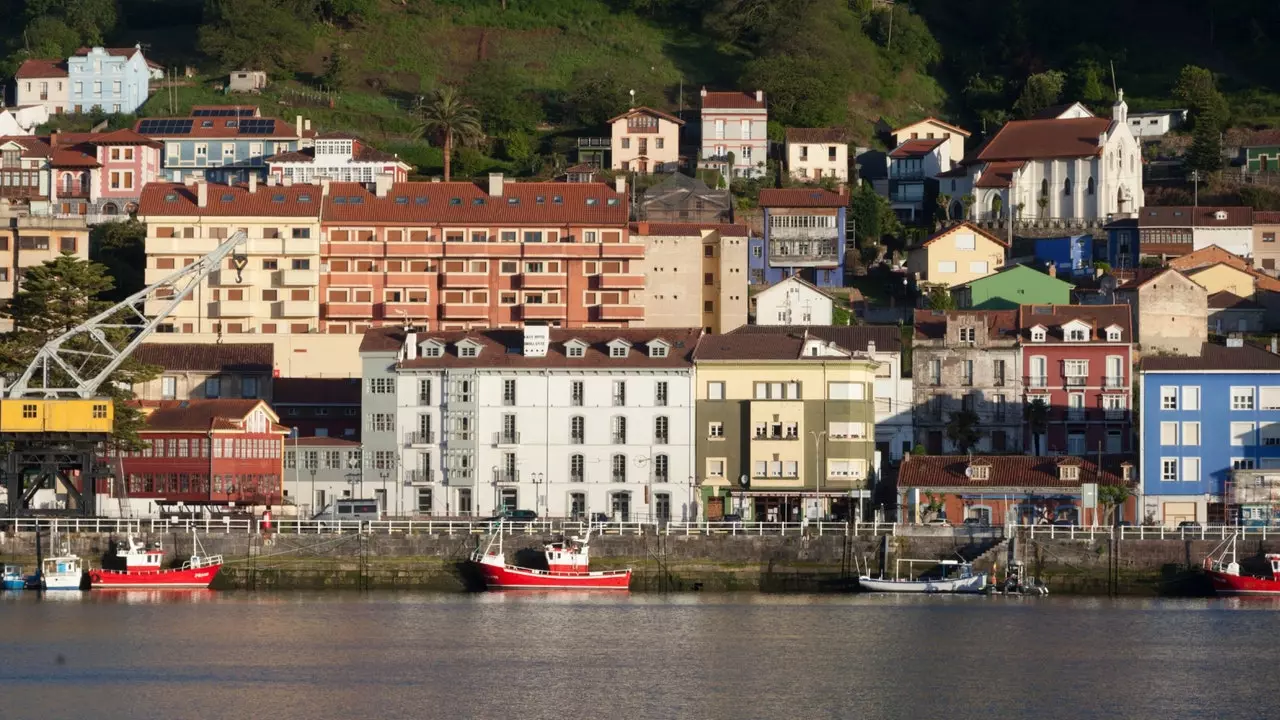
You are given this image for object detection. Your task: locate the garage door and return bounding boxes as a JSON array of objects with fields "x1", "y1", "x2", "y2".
[{"x1": 1163, "y1": 502, "x2": 1197, "y2": 526}]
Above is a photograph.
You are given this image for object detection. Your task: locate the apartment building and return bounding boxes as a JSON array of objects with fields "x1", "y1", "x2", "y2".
[
  {"x1": 608, "y1": 107, "x2": 684, "y2": 174},
  {"x1": 751, "y1": 188, "x2": 849, "y2": 288},
  {"x1": 131, "y1": 343, "x2": 275, "y2": 402},
  {"x1": 694, "y1": 331, "x2": 879, "y2": 522},
  {"x1": 135, "y1": 109, "x2": 313, "y2": 183},
  {"x1": 699, "y1": 89, "x2": 768, "y2": 179},
  {"x1": 67, "y1": 46, "x2": 154, "y2": 114},
  {"x1": 266, "y1": 131, "x2": 411, "y2": 184},
  {"x1": 785, "y1": 128, "x2": 849, "y2": 182},
  {"x1": 360, "y1": 325, "x2": 701, "y2": 521},
  {"x1": 632, "y1": 221, "x2": 749, "y2": 333},
  {"x1": 0, "y1": 213, "x2": 90, "y2": 312}
]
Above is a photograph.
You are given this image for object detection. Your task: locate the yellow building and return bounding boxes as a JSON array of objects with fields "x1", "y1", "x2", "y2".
[
  {"x1": 634, "y1": 222, "x2": 749, "y2": 333},
  {"x1": 609, "y1": 107, "x2": 684, "y2": 175},
  {"x1": 891, "y1": 117, "x2": 971, "y2": 167},
  {"x1": 1185, "y1": 262, "x2": 1259, "y2": 298},
  {"x1": 693, "y1": 331, "x2": 878, "y2": 522},
  {"x1": 907, "y1": 222, "x2": 1008, "y2": 289}
]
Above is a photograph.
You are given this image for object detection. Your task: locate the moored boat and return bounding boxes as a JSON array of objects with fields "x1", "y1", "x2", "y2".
[
  {"x1": 2, "y1": 564, "x2": 24, "y2": 590},
  {"x1": 28, "y1": 553, "x2": 85, "y2": 590},
  {"x1": 859, "y1": 559, "x2": 988, "y2": 594},
  {"x1": 469, "y1": 519, "x2": 631, "y2": 590},
  {"x1": 1204, "y1": 534, "x2": 1280, "y2": 595},
  {"x1": 88, "y1": 534, "x2": 223, "y2": 590}
]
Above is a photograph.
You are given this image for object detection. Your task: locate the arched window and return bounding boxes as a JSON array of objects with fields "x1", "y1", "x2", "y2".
[
  {"x1": 569, "y1": 454, "x2": 584, "y2": 482},
  {"x1": 611, "y1": 416, "x2": 627, "y2": 444},
  {"x1": 1087, "y1": 177, "x2": 1096, "y2": 196},
  {"x1": 654, "y1": 454, "x2": 669, "y2": 482},
  {"x1": 1063, "y1": 177, "x2": 1072, "y2": 196},
  {"x1": 1040, "y1": 178, "x2": 1049, "y2": 196},
  {"x1": 611, "y1": 454, "x2": 627, "y2": 483}
]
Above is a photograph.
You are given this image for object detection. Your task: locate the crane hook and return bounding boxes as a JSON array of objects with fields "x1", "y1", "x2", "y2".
[{"x1": 232, "y1": 252, "x2": 249, "y2": 283}]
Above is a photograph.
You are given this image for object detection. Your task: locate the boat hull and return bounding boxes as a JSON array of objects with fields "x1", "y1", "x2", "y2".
[
  {"x1": 472, "y1": 560, "x2": 631, "y2": 590},
  {"x1": 40, "y1": 573, "x2": 84, "y2": 590},
  {"x1": 89, "y1": 564, "x2": 222, "y2": 589},
  {"x1": 859, "y1": 573, "x2": 989, "y2": 594},
  {"x1": 1206, "y1": 569, "x2": 1280, "y2": 595},
  {"x1": 2, "y1": 579, "x2": 23, "y2": 591}
]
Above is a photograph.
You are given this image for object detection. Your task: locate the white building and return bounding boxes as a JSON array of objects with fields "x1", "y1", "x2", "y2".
[
  {"x1": 266, "y1": 131, "x2": 411, "y2": 184},
  {"x1": 0, "y1": 106, "x2": 49, "y2": 136},
  {"x1": 753, "y1": 275, "x2": 835, "y2": 326},
  {"x1": 12, "y1": 59, "x2": 68, "y2": 115},
  {"x1": 361, "y1": 325, "x2": 702, "y2": 521},
  {"x1": 950, "y1": 92, "x2": 1144, "y2": 223},
  {"x1": 785, "y1": 128, "x2": 849, "y2": 182},
  {"x1": 282, "y1": 437, "x2": 364, "y2": 517},
  {"x1": 1127, "y1": 109, "x2": 1187, "y2": 141},
  {"x1": 699, "y1": 88, "x2": 768, "y2": 179}
]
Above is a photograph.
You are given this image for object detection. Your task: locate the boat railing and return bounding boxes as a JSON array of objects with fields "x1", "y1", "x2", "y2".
[{"x1": 183, "y1": 554, "x2": 224, "y2": 570}]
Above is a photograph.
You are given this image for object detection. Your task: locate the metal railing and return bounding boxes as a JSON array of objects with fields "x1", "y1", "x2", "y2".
[
  {"x1": 405, "y1": 430, "x2": 435, "y2": 445},
  {"x1": 404, "y1": 469, "x2": 434, "y2": 484},
  {"x1": 493, "y1": 431, "x2": 521, "y2": 445},
  {"x1": 1028, "y1": 376, "x2": 1047, "y2": 388},
  {"x1": 1104, "y1": 376, "x2": 1126, "y2": 388}
]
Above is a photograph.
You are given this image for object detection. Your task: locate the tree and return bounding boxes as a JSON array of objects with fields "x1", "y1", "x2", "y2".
[
  {"x1": 1070, "y1": 59, "x2": 1108, "y2": 106},
  {"x1": 463, "y1": 60, "x2": 543, "y2": 137},
  {"x1": 20, "y1": 16, "x2": 82, "y2": 59},
  {"x1": 848, "y1": 184, "x2": 901, "y2": 244},
  {"x1": 1026, "y1": 398, "x2": 1049, "y2": 455},
  {"x1": 1172, "y1": 65, "x2": 1229, "y2": 131},
  {"x1": 1187, "y1": 103, "x2": 1225, "y2": 174},
  {"x1": 926, "y1": 285, "x2": 954, "y2": 310},
  {"x1": 321, "y1": 46, "x2": 354, "y2": 90},
  {"x1": 198, "y1": 0, "x2": 311, "y2": 73},
  {"x1": 90, "y1": 219, "x2": 147, "y2": 302},
  {"x1": 416, "y1": 86, "x2": 484, "y2": 182},
  {"x1": 1099, "y1": 484, "x2": 1131, "y2": 527},
  {"x1": 1013, "y1": 70, "x2": 1066, "y2": 119},
  {"x1": 945, "y1": 410, "x2": 981, "y2": 454}
]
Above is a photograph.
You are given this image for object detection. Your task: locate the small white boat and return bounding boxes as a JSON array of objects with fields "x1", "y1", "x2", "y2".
[
  {"x1": 859, "y1": 559, "x2": 988, "y2": 594},
  {"x1": 31, "y1": 553, "x2": 85, "y2": 591}
]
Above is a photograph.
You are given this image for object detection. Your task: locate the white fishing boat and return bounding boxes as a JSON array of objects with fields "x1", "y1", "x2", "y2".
[
  {"x1": 859, "y1": 559, "x2": 988, "y2": 594},
  {"x1": 30, "y1": 553, "x2": 85, "y2": 590}
]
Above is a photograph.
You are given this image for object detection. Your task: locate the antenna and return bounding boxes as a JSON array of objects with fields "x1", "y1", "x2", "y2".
[{"x1": 1109, "y1": 60, "x2": 1117, "y2": 97}]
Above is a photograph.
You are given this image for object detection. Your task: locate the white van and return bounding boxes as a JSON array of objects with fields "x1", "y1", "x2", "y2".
[{"x1": 312, "y1": 498, "x2": 381, "y2": 522}]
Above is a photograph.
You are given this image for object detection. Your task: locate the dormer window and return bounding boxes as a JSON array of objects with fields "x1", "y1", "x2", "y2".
[
  {"x1": 958, "y1": 327, "x2": 976, "y2": 343},
  {"x1": 564, "y1": 339, "x2": 589, "y2": 358},
  {"x1": 420, "y1": 340, "x2": 444, "y2": 358},
  {"x1": 1030, "y1": 326, "x2": 1046, "y2": 343},
  {"x1": 968, "y1": 463, "x2": 990, "y2": 481},
  {"x1": 648, "y1": 340, "x2": 670, "y2": 358},
  {"x1": 1068, "y1": 329, "x2": 1087, "y2": 341},
  {"x1": 1063, "y1": 319, "x2": 1091, "y2": 342},
  {"x1": 456, "y1": 339, "x2": 483, "y2": 358},
  {"x1": 1060, "y1": 465, "x2": 1080, "y2": 481},
  {"x1": 610, "y1": 345, "x2": 628, "y2": 358},
  {"x1": 1105, "y1": 325, "x2": 1123, "y2": 342}
]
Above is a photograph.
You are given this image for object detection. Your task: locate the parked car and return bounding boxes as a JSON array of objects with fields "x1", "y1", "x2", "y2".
[
  {"x1": 1177, "y1": 521, "x2": 1202, "y2": 530},
  {"x1": 962, "y1": 517, "x2": 989, "y2": 528},
  {"x1": 720, "y1": 513, "x2": 743, "y2": 523},
  {"x1": 925, "y1": 517, "x2": 951, "y2": 527},
  {"x1": 483, "y1": 509, "x2": 538, "y2": 523}
]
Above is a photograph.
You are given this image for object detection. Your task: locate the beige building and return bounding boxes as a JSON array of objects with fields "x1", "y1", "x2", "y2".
[
  {"x1": 906, "y1": 222, "x2": 1008, "y2": 288},
  {"x1": 1255, "y1": 211, "x2": 1280, "y2": 276},
  {"x1": 784, "y1": 128, "x2": 849, "y2": 182},
  {"x1": 0, "y1": 212, "x2": 90, "y2": 304},
  {"x1": 634, "y1": 221, "x2": 749, "y2": 333},
  {"x1": 1111, "y1": 268, "x2": 1207, "y2": 356},
  {"x1": 131, "y1": 343, "x2": 275, "y2": 402},
  {"x1": 143, "y1": 332, "x2": 363, "y2": 378},
  {"x1": 13, "y1": 59, "x2": 69, "y2": 115},
  {"x1": 609, "y1": 107, "x2": 684, "y2": 175},
  {"x1": 891, "y1": 117, "x2": 970, "y2": 167},
  {"x1": 137, "y1": 178, "x2": 323, "y2": 335}
]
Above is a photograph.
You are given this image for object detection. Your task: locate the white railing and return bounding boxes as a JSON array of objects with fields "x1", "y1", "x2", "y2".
[{"x1": 1006, "y1": 523, "x2": 1279, "y2": 542}]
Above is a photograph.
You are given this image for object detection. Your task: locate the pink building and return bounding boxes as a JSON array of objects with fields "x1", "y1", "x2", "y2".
[{"x1": 52, "y1": 128, "x2": 163, "y2": 216}]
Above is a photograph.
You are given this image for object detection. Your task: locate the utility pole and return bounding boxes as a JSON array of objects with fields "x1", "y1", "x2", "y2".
[{"x1": 1191, "y1": 170, "x2": 1201, "y2": 207}]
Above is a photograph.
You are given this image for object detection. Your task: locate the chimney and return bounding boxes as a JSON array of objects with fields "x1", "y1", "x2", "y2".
[
  {"x1": 615, "y1": 175, "x2": 626, "y2": 195},
  {"x1": 196, "y1": 180, "x2": 208, "y2": 208},
  {"x1": 374, "y1": 173, "x2": 392, "y2": 198},
  {"x1": 266, "y1": 174, "x2": 278, "y2": 187},
  {"x1": 636, "y1": 221, "x2": 649, "y2": 236},
  {"x1": 488, "y1": 172, "x2": 503, "y2": 197},
  {"x1": 183, "y1": 176, "x2": 196, "y2": 187},
  {"x1": 282, "y1": 176, "x2": 293, "y2": 187},
  {"x1": 1121, "y1": 462, "x2": 1133, "y2": 483},
  {"x1": 1047, "y1": 263, "x2": 1057, "y2": 278},
  {"x1": 1271, "y1": 335, "x2": 1277, "y2": 354},
  {"x1": 700, "y1": 86, "x2": 707, "y2": 99},
  {"x1": 403, "y1": 332, "x2": 418, "y2": 360},
  {"x1": 295, "y1": 115, "x2": 303, "y2": 137},
  {"x1": 867, "y1": 340, "x2": 876, "y2": 355},
  {"x1": 304, "y1": 118, "x2": 311, "y2": 131},
  {"x1": 320, "y1": 178, "x2": 330, "y2": 196},
  {"x1": 49, "y1": 129, "x2": 59, "y2": 148},
  {"x1": 755, "y1": 90, "x2": 763, "y2": 103},
  {"x1": 248, "y1": 174, "x2": 257, "y2": 194}
]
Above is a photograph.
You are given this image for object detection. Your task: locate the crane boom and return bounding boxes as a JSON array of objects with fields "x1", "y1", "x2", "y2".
[{"x1": 3, "y1": 231, "x2": 249, "y2": 399}]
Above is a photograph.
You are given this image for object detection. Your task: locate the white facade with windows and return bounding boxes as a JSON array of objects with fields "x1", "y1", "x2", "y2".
[{"x1": 754, "y1": 276, "x2": 835, "y2": 326}]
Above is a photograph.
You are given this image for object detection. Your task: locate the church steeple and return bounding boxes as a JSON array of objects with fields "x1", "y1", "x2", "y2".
[{"x1": 1112, "y1": 88, "x2": 1127, "y2": 124}]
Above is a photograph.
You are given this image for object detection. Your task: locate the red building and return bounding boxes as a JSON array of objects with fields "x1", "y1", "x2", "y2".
[
  {"x1": 109, "y1": 399, "x2": 290, "y2": 507},
  {"x1": 272, "y1": 377, "x2": 361, "y2": 439},
  {"x1": 1019, "y1": 304, "x2": 1133, "y2": 456}
]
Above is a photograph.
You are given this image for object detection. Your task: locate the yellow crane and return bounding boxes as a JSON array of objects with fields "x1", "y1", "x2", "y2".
[{"x1": 1, "y1": 231, "x2": 248, "y2": 515}]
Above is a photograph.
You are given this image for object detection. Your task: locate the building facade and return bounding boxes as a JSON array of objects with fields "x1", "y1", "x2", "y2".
[
  {"x1": 135, "y1": 110, "x2": 311, "y2": 183},
  {"x1": 753, "y1": 276, "x2": 835, "y2": 326},
  {"x1": 753, "y1": 188, "x2": 848, "y2": 288},
  {"x1": 12, "y1": 59, "x2": 69, "y2": 114},
  {"x1": 633, "y1": 222, "x2": 748, "y2": 333},
  {"x1": 131, "y1": 343, "x2": 274, "y2": 402},
  {"x1": 699, "y1": 89, "x2": 768, "y2": 179},
  {"x1": 273, "y1": 378, "x2": 362, "y2": 439},
  {"x1": 266, "y1": 132, "x2": 411, "y2": 184},
  {"x1": 0, "y1": 213, "x2": 90, "y2": 310},
  {"x1": 695, "y1": 331, "x2": 879, "y2": 522},
  {"x1": 907, "y1": 222, "x2": 1008, "y2": 289},
  {"x1": 67, "y1": 46, "x2": 152, "y2": 114},
  {"x1": 637, "y1": 173, "x2": 732, "y2": 224},
  {"x1": 1140, "y1": 340, "x2": 1280, "y2": 526},
  {"x1": 1110, "y1": 268, "x2": 1208, "y2": 357},
  {"x1": 608, "y1": 107, "x2": 683, "y2": 174},
  {"x1": 1253, "y1": 211, "x2": 1280, "y2": 275},
  {"x1": 784, "y1": 128, "x2": 849, "y2": 182},
  {"x1": 951, "y1": 264, "x2": 1072, "y2": 310},
  {"x1": 891, "y1": 117, "x2": 970, "y2": 167},
  {"x1": 361, "y1": 325, "x2": 701, "y2": 521},
  {"x1": 282, "y1": 436, "x2": 364, "y2": 518},
  {"x1": 1107, "y1": 206, "x2": 1254, "y2": 268},
  {"x1": 887, "y1": 137, "x2": 950, "y2": 223}
]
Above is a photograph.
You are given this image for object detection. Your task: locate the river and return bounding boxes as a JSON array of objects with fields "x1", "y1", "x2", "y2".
[{"x1": 0, "y1": 591, "x2": 1276, "y2": 720}]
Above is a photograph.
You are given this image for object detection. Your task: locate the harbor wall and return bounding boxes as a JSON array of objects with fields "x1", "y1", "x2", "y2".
[{"x1": 0, "y1": 530, "x2": 1269, "y2": 595}]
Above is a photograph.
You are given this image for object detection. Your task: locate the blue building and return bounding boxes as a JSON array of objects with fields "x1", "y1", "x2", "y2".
[
  {"x1": 753, "y1": 188, "x2": 848, "y2": 287},
  {"x1": 1032, "y1": 234, "x2": 1094, "y2": 277},
  {"x1": 1140, "y1": 339, "x2": 1280, "y2": 527},
  {"x1": 134, "y1": 108, "x2": 310, "y2": 183},
  {"x1": 67, "y1": 46, "x2": 153, "y2": 114}
]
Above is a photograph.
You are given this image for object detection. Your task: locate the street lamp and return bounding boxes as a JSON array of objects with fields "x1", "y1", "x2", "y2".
[
  {"x1": 531, "y1": 472, "x2": 544, "y2": 517},
  {"x1": 491, "y1": 465, "x2": 499, "y2": 513},
  {"x1": 379, "y1": 465, "x2": 390, "y2": 517},
  {"x1": 809, "y1": 430, "x2": 827, "y2": 521},
  {"x1": 308, "y1": 466, "x2": 317, "y2": 519}
]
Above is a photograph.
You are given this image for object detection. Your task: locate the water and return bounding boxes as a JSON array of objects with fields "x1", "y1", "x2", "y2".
[{"x1": 1, "y1": 591, "x2": 1277, "y2": 720}]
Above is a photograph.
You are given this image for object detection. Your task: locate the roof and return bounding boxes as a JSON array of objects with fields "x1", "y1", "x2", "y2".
[
  {"x1": 139, "y1": 399, "x2": 287, "y2": 433},
  {"x1": 758, "y1": 188, "x2": 847, "y2": 208},
  {"x1": 15, "y1": 59, "x2": 68, "y2": 79},
  {"x1": 80, "y1": 128, "x2": 163, "y2": 148},
  {"x1": 1016, "y1": 304, "x2": 1132, "y2": 342},
  {"x1": 1113, "y1": 267, "x2": 1182, "y2": 290},
  {"x1": 891, "y1": 117, "x2": 972, "y2": 137},
  {"x1": 1208, "y1": 291, "x2": 1264, "y2": 310},
  {"x1": 889, "y1": 138, "x2": 946, "y2": 159},
  {"x1": 607, "y1": 106, "x2": 684, "y2": 125},
  {"x1": 749, "y1": 275, "x2": 838, "y2": 303},
  {"x1": 1138, "y1": 206, "x2": 1253, "y2": 228},
  {"x1": 265, "y1": 140, "x2": 402, "y2": 165},
  {"x1": 563, "y1": 163, "x2": 597, "y2": 174},
  {"x1": 951, "y1": 263, "x2": 1074, "y2": 290},
  {"x1": 133, "y1": 343, "x2": 274, "y2": 372},
  {"x1": 629, "y1": 222, "x2": 750, "y2": 237},
  {"x1": 898, "y1": 455, "x2": 1126, "y2": 489},
  {"x1": 1239, "y1": 129, "x2": 1280, "y2": 148},
  {"x1": 284, "y1": 436, "x2": 361, "y2": 448},
  {"x1": 977, "y1": 117, "x2": 1114, "y2": 161},
  {"x1": 133, "y1": 116, "x2": 300, "y2": 139},
  {"x1": 320, "y1": 180, "x2": 628, "y2": 225},
  {"x1": 913, "y1": 310, "x2": 1019, "y2": 341},
  {"x1": 49, "y1": 148, "x2": 99, "y2": 168},
  {"x1": 701, "y1": 90, "x2": 765, "y2": 110},
  {"x1": 1142, "y1": 342, "x2": 1280, "y2": 372},
  {"x1": 729, "y1": 324, "x2": 902, "y2": 353},
  {"x1": 73, "y1": 46, "x2": 141, "y2": 58},
  {"x1": 1031, "y1": 102, "x2": 1094, "y2": 120},
  {"x1": 694, "y1": 329, "x2": 873, "y2": 362},
  {"x1": 1169, "y1": 246, "x2": 1280, "y2": 292},
  {"x1": 918, "y1": 222, "x2": 1010, "y2": 249},
  {"x1": 1255, "y1": 211, "x2": 1280, "y2": 225},
  {"x1": 272, "y1": 378, "x2": 361, "y2": 405},
  {"x1": 973, "y1": 161, "x2": 1025, "y2": 189},
  {"x1": 785, "y1": 128, "x2": 848, "y2": 144},
  {"x1": 136, "y1": 182, "x2": 323, "y2": 218},
  {"x1": 361, "y1": 327, "x2": 703, "y2": 369}
]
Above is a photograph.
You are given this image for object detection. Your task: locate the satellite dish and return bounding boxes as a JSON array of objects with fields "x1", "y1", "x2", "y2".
[
  {"x1": 964, "y1": 466, "x2": 974, "y2": 478},
  {"x1": 738, "y1": 474, "x2": 749, "y2": 488}
]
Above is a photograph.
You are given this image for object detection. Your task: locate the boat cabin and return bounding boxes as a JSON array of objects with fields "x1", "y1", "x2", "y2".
[
  {"x1": 545, "y1": 538, "x2": 590, "y2": 572},
  {"x1": 43, "y1": 556, "x2": 82, "y2": 576},
  {"x1": 117, "y1": 537, "x2": 166, "y2": 572}
]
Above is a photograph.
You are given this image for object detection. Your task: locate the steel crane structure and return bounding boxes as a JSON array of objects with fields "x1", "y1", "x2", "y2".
[{"x1": 1, "y1": 232, "x2": 249, "y2": 516}]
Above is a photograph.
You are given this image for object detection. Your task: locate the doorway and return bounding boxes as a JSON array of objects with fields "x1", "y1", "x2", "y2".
[
  {"x1": 610, "y1": 491, "x2": 631, "y2": 522},
  {"x1": 706, "y1": 496, "x2": 724, "y2": 520}
]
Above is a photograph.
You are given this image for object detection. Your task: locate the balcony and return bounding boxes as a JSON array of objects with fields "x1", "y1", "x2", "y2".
[
  {"x1": 404, "y1": 469, "x2": 434, "y2": 484},
  {"x1": 1104, "y1": 376, "x2": 1126, "y2": 389},
  {"x1": 492, "y1": 469, "x2": 519, "y2": 484},
  {"x1": 441, "y1": 303, "x2": 489, "y2": 320},
  {"x1": 405, "y1": 430, "x2": 436, "y2": 445},
  {"x1": 212, "y1": 299, "x2": 252, "y2": 317},
  {"x1": 593, "y1": 274, "x2": 645, "y2": 290},
  {"x1": 577, "y1": 137, "x2": 610, "y2": 149},
  {"x1": 324, "y1": 302, "x2": 375, "y2": 319},
  {"x1": 889, "y1": 168, "x2": 925, "y2": 181},
  {"x1": 519, "y1": 273, "x2": 567, "y2": 289},
  {"x1": 1027, "y1": 376, "x2": 1048, "y2": 389},
  {"x1": 440, "y1": 272, "x2": 489, "y2": 288},
  {"x1": 277, "y1": 268, "x2": 319, "y2": 286},
  {"x1": 278, "y1": 299, "x2": 318, "y2": 318},
  {"x1": 1065, "y1": 376, "x2": 1088, "y2": 388},
  {"x1": 1066, "y1": 409, "x2": 1086, "y2": 422},
  {"x1": 385, "y1": 241, "x2": 437, "y2": 257},
  {"x1": 492, "y1": 431, "x2": 520, "y2": 447},
  {"x1": 324, "y1": 241, "x2": 384, "y2": 257},
  {"x1": 754, "y1": 430, "x2": 799, "y2": 441},
  {"x1": 595, "y1": 304, "x2": 644, "y2": 321},
  {"x1": 1104, "y1": 409, "x2": 1127, "y2": 421},
  {"x1": 385, "y1": 272, "x2": 433, "y2": 287},
  {"x1": 518, "y1": 304, "x2": 567, "y2": 321},
  {"x1": 768, "y1": 241, "x2": 839, "y2": 268}
]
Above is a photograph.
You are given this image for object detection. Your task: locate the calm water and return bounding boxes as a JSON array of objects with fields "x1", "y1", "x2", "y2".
[{"x1": 1, "y1": 591, "x2": 1277, "y2": 720}]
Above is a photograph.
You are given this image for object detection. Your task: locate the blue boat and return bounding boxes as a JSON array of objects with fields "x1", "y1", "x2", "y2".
[{"x1": 2, "y1": 564, "x2": 24, "y2": 591}]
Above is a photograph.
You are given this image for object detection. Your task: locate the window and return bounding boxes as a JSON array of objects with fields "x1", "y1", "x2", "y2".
[
  {"x1": 1030, "y1": 327, "x2": 1046, "y2": 343},
  {"x1": 611, "y1": 416, "x2": 627, "y2": 444},
  {"x1": 569, "y1": 454, "x2": 585, "y2": 483},
  {"x1": 1160, "y1": 386, "x2": 1178, "y2": 410},
  {"x1": 958, "y1": 327, "x2": 976, "y2": 343},
  {"x1": 1233, "y1": 458, "x2": 1257, "y2": 471},
  {"x1": 969, "y1": 261, "x2": 989, "y2": 274},
  {"x1": 369, "y1": 377, "x2": 394, "y2": 394},
  {"x1": 1262, "y1": 422, "x2": 1280, "y2": 446},
  {"x1": 655, "y1": 381, "x2": 668, "y2": 407},
  {"x1": 1064, "y1": 360, "x2": 1088, "y2": 386},
  {"x1": 708, "y1": 422, "x2": 724, "y2": 439},
  {"x1": 566, "y1": 343, "x2": 585, "y2": 358},
  {"x1": 1232, "y1": 387, "x2": 1255, "y2": 411},
  {"x1": 570, "y1": 416, "x2": 585, "y2": 444},
  {"x1": 937, "y1": 260, "x2": 957, "y2": 274},
  {"x1": 1260, "y1": 387, "x2": 1280, "y2": 410},
  {"x1": 1179, "y1": 422, "x2": 1200, "y2": 446},
  {"x1": 954, "y1": 234, "x2": 976, "y2": 251},
  {"x1": 960, "y1": 360, "x2": 974, "y2": 386},
  {"x1": 571, "y1": 381, "x2": 584, "y2": 407},
  {"x1": 654, "y1": 454, "x2": 669, "y2": 482},
  {"x1": 367, "y1": 413, "x2": 395, "y2": 432},
  {"x1": 929, "y1": 358, "x2": 942, "y2": 386},
  {"x1": 708, "y1": 382, "x2": 725, "y2": 400},
  {"x1": 206, "y1": 376, "x2": 221, "y2": 399},
  {"x1": 1066, "y1": 327, "x2": 1088, "y2": 342},
  {"x1": 829, "y1": 421, "x2": 867, "y2": 440},
  {"x1": 611, "y1": 454, "x2": 627, "y2": 483},
  {"x1": 418, "y1": 379, "x2": 432, "y2": 404},
  {"x1": 1106, "y1": 327, "x2": 1122, "y2": 342},
  {"x1": 502, "y1": 379, "x2": 516, "y2": 406},
  {"x1": 1182, "y1": 457, "x2": 1200, "y2": 483},
  {"x1": 654, "y1": 416, "x2": 669, "y2": 444},
  {"x1": 610, "y1": 344, "x2": 628, "y2": 358},
  {"x1": 1029, "y1": 356, "x2": 1047, "y2": 387},
  {"x1": 243, "y1": 377, "x2": 259, "y2": 398},
  {"x1": 1160, "y1": 458, "x2": 1178, "y2": 482},
  {"x1": 1232, "y1": 422, "x2": 1256, "y2": 446},
  {"x1": 756, "y1": 382, "x2": 802, "y2": 399},
  {"x1": 161, "y1": 376, "x2": 177, "y2": 400},
  {"x1": 612, "y1": 380, "x2": 626, "y2": 406},
  {"x1": 1160, "y1": 422, "x2": 1178, "y2": 446}
]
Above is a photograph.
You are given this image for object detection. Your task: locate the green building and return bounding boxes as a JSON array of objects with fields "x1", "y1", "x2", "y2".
[
  {"x1": 1244, "y1": 137, "x2": 1280, "y2": 173},
  {"x1": 950, "y1": 264, "x2": 1073, "y2": 310}
]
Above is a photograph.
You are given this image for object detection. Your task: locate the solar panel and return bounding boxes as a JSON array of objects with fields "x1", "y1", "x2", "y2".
[
  {"x1": 238, "y1": 119, "x2": 276, "y2": 135},
  {"x1": 137, "y1": 119, "x2": 193, "y2": 135},
  {"x1": 191, "y1": 107, "x2": 258, "y2": 118}
]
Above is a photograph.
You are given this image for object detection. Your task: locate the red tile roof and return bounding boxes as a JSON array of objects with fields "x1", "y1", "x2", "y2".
[
  {"x1": 913, "y1": 309, "x2": 1019, "y2": 341},
  {"x1": 1139, "y1": 206, "x2": 1253, "y2": 228},
  {"x1": 898, "y1": 455, "x2": 1127, "y2": 489},
  {"x1": 1017, "y1": 304, "x2": 1132, "y2": 342},
  {"x1": 694, "y1": 328, "x2": 882, "y2": 361},
  {"x1": 977, "y1": 117, "x2": 1114, "y2": 161},
  {"x1": 1113, "y1": 267, "x2": 1181, "y2": 290},
  {"x1": 83, "y1": 128, "x2": 164, "y2": 148},
  {"x1": 133, "y1": 116, "x2": 300, "y2": 139},
  {"x1": 701, "y1": 90, "x2": 765, "y2": 110},
  {"x1": 320, "y1": 180, "x2": 628, "y2": 225},
  {"x1": 49, "y1": 148, "x2": 100, "y2": 168},
  {"x1": 136, "y1": 182, "x2": 323, "y2": 218},
  {"x1": 1208, "y1": 290, "x2": 1264, "y2": 310},
  {"x1": 138, "y1": 399, "x2": 287, "y2": 433},
  {"x1": 265, "y1": 140, "x2": 403, "y2": 165},
  {"x1": 133, "y1": 343, "x2": 274, "y2": 372},
  {"x1": 1142, "y1": 341, "x2": 1280, "y2": 372},
  {"x1": 918, "y1": 222, "x2": 1010, "y2": 248},
  {"x1": 272, "y1": 378, "x2": 361, "y2": 405},
  {"x1": 973, "y1": 160, "x2": 1025, "y2": 189},
  {"x1": 758, "y1": 188, "x2": 847, "y2": 208},
  {"x1": 730, "y1": 324, "x2": 902, "y2": 353},
  {"x1": 629, "y1": 222, "x2": 750, "y2": 237},
  {"x1": 1255, "y1": 211, "x2": 1280, "y2": 224},
  {"x1": 889, "y1": 138, "x2": 946, "y2": 159},
  {"x1": 0, "y1": 135, "x2": 51, "y2": 158},
  {"x1": 891, "y1": 117, "x2": 971, "y2": 137},
  {"x1": 1170, "y1": 245, "x2": 1254, "y2": 271},
  {"x1": 785, "y1": 128, "x2": 848, "y2": 144},
  {"x1": 362, "y1": 327, "x2": 702, "y2": 369},
  {"x1": 15, "y1": 59, "x2": 68, "y2": 79},
  {"x1": 608, "y1": 106, "x2": 684, "y2": 125}
]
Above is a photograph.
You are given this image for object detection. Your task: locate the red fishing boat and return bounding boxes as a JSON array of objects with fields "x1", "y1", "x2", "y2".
[
  {"x1": 470, "y1": 520, "x2": 631, "y2": 590},
  {"x1": 88, "y1": 534, "x2": 223, "y2": 589},
  {"x1": 1203, "y1": 534, "x2": 1280, "y2": 595}
]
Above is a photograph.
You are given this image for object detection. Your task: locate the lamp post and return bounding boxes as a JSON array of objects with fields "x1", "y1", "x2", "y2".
[
  {"x1": 308, "y1": 466, "x2": 317, "y2": 519},
  {"x1": 491, "y1": 465, "x2": 499, "y2": 514},
  {"x1": 809, "y1": 430, "x2": 827, "y2": 521},
  {"x1": 531, "y1": 472, "x2": 544, "y2": 517},
  {"x1": 379, "y1": 466, "x2": 389, "y2": 517}
]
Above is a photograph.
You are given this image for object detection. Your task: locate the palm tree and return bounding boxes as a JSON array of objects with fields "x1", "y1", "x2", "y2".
[
  {"x1": 1027, "y1": 398, "x2": 1049, "y2": 455},
  {"x1": 416, "y1": 86, "x2": 483, "y2": 182}
]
